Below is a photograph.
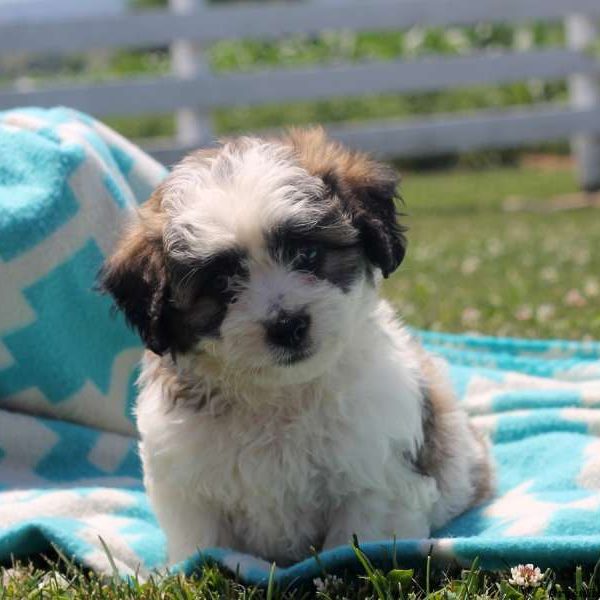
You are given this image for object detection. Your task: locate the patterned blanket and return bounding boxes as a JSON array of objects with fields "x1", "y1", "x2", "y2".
[{"x1": 1, "y1": 108, "x2": 600, "y2": 587}]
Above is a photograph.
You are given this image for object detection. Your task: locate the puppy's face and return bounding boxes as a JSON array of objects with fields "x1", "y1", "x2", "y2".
[{"x1": 101, "y1": 129, "x2": 406, "y2": 386}]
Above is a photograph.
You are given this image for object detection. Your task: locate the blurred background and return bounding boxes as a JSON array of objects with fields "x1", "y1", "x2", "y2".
[{"x1": 1, "y1": 0, "x2": 599, "y2": 340}]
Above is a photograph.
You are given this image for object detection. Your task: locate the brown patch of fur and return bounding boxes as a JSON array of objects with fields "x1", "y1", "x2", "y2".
[
  {"x1": 99, "y1": 186, "x2": 171, "y2": 355},
  {"x1": 467, "y1": 423, "x2": 495, "y2": 503},
  {"x1": 107, "y1": 185, "x2": 165, "y2": 266},
  {"x1": 284, "y1": 127, "x2": 407, "y2": 277},
  {"x1": 285, "y1": 127, "x2": 388, "y2": 190},
  {"x1": 414, "y1": 343, "x2": 494, "y2": 506}
]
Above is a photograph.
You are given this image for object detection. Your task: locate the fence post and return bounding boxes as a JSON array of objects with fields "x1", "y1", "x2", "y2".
[
  {"x1": 566, "y1": 14, "x2": 600, "y2": 192},
  {"x1": 169, "y1": 0, "x2": 214, "y2": 150}
]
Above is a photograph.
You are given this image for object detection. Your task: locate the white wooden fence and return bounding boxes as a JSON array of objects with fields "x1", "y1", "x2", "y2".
[{"x1": 1, "y1": 0, "x2": 599, "y2": 189}]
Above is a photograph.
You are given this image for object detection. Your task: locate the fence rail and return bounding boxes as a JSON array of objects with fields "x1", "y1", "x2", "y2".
[
  {"x1": 148, "y1": 104, "x2": 600, "y2": 165},
  {"x1": 1, "y1": 0, "x2": 599, "y2": 188},
  {"x1": 1, "y1": 49, "x2": 598, "y2": 117},
  {"x1": 3, "y1": 0, "x2": 600, "y2": 54}
]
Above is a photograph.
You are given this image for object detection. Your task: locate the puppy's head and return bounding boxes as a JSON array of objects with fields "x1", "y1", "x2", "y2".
[{"x1": 100, "y1": 129, "x2": 406, "y2": 386}]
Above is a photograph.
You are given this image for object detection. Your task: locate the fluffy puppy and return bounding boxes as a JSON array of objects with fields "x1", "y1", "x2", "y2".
[{"x1": 100, "y1": 128, "x2": 493, "y2": 566}]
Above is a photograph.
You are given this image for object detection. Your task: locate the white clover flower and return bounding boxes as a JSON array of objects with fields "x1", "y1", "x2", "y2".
[
  {"x1": 564, "y1": 289, "x2": 587, "y2": 308},
  {"x1": 509, "y1": 564, "x2": 544, "y2": 588},
  {"x1": 584, "y1": 278, "x2": 600, "y2": 298},
  {"x1": 515, "y1": 305, "x2": 533, "y2": 321},
  {"x1": 536, "y1": 304, "x2": 555, "y2": 323},
  {"x1": 313, "y1": 575, "x2": 343, "y2": 593},
  {"x1": 461, "y1": 307, "x2": 481, "y2": 327},
  {"x1": 461, "y1": 256, "x2": 481, "y2": 275},
  {"x1": 37, "y1": 572, "x2": 70, "y2": 592}
]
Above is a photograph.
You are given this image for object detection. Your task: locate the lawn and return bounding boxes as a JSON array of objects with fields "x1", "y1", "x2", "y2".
[
  {"x1": 384, "y1": 162, "x2": 599, "y2": 341},
  {"x1": 1, "y1": 162, "x2": 598, "y2": 599}
]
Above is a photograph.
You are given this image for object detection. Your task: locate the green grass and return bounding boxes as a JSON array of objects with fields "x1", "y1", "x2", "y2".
[
  {"x1": 3, "y1": 547, "x2": 600, "y2": 599},
  {"x1": 1, "y1": 164, "x2": 598, "y2": 599},
  {"x1": 382, "y1": 163, "x2": 600, "y2": 340}
]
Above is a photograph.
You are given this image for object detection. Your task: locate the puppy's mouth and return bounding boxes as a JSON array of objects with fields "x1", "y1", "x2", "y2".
[{"x1": 272, "y1": 347, "x2": 315, "y2": 367}]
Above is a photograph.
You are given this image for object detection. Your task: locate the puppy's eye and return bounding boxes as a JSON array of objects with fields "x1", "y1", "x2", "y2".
[
  {"x1": 293, "y1": 245, "x2": 321, "y2": 272},
  {"x1": 211, "y1": 274, "x2": 229, "y2": 294}
]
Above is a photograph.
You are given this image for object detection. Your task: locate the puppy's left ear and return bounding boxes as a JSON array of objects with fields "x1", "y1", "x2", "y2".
[
  {"x1": 288, "y1": 127, "x2": 407, "y2": 278},
  {"x1": 330, "y1": 160, "x2": 406, "y2": 279}
]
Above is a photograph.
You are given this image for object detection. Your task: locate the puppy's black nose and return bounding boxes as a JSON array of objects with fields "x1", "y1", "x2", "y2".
[{"x1": 266, "y1": 312, "x2": 311, "y2": 349}]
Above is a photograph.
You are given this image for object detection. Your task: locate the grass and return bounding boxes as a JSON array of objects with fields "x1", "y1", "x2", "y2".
[
  {"x1": 3, "y1": 546, "x2": 600, "y2": 599},
  {"x1": 383, "y1": 162, "x2": 600, "y2": 340}
]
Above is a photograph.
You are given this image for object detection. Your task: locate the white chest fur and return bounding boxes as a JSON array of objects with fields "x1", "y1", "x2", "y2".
[{"x1": 136, "y1": 303, "x2": 439, "y2": 563}]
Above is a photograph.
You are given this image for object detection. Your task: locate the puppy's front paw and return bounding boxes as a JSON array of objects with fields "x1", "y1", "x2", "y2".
[{"x1": 323, "y1": 494, "x2": 431, "y2": 552}]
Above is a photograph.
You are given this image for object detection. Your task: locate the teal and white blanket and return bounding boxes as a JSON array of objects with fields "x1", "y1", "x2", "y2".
[{"x1": 1, "y1": 108, "x2": 600, "y2": 587}]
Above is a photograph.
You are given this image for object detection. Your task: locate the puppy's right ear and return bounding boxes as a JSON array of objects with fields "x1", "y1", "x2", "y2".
[{"x1": 98, "y1": 200, "x2": 171, "y2": 356}]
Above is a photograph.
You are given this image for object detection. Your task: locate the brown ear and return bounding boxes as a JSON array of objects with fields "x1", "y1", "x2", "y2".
[
  {"x1": 287, "y1": 127, "x2": 407, "y2": 278},
  {"x1": 98, "y1": 194, "x2": 171, "y2": 355}
]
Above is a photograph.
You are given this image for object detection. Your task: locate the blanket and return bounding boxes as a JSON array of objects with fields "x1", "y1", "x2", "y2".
[{"x1": 1, "y1": 108, "x2": 600, "y2": 587}]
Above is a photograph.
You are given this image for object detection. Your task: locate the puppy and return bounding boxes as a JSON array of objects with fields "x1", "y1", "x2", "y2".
[{"x1": 100, "y1": 128, "x2": 493, "y2": 565}]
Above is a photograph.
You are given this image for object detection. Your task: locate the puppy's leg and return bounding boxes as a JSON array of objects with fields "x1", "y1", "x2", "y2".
[
  {"x1": 322, "y1": 492, "x2": 431, "y2": 551},
  {"x1": 149, "y1": 484, "x2": 230, "y2": 564}
]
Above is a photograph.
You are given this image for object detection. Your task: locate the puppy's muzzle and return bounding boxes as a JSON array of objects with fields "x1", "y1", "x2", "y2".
[{"x1": 265, "y1": 310, "x2": 311, "y2": 350}]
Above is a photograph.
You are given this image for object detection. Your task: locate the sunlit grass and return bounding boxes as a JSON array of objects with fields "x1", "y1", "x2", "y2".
[
  {"x1": 2, "y1": 548, "x2": 599, "y2": 599},
  {"x1": 383, "y1": 163, "x2": 599, "y2": 340}
]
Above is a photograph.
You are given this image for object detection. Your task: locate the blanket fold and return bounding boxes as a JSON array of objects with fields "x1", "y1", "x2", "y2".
[{"x1": 1, "y1": 108, "x2": 599, "y2": 586}]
